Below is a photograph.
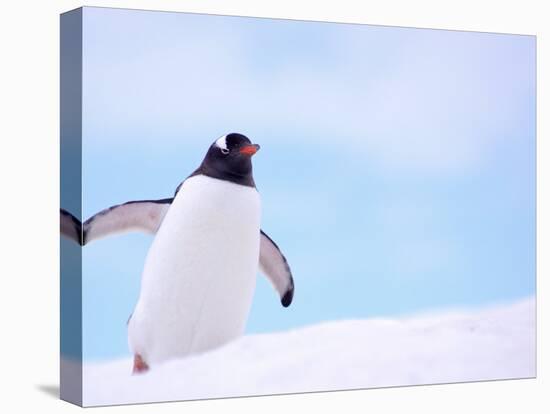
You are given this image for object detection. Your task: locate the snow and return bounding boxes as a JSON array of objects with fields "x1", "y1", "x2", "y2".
[{"x1": 81, "y1": 297, "x2": 535, "y2": 407}]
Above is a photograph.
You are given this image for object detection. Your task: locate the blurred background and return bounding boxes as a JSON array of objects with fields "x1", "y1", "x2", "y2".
[{"x1": 78, "y1": 7, "x2": 535, "y2": 361}]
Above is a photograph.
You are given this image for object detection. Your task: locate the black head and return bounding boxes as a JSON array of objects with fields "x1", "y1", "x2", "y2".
[{"x1": 191, "y1": 133, "x2": 260, "y2": 187}]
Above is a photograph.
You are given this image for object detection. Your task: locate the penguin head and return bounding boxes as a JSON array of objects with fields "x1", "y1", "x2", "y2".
[{"x1": 196, "y1": 133, "x2": 260, "y2": 187}]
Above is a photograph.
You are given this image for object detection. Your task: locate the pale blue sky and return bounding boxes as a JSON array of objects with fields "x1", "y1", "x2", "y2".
[{"x1": 77, "y1": 7, "x2": 535, "y2": 360}]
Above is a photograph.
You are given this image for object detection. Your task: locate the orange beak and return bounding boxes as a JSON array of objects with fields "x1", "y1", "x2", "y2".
[{"x1": 239, "y1": 144, "x2": 260, "y2": 156}]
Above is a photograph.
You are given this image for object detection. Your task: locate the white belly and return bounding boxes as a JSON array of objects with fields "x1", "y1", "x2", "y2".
[{"x1": 128, "y1": 175, "x2": 261, "y2": 365}]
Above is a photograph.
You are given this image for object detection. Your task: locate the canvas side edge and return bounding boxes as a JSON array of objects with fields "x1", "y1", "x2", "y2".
[{"x1": 60, "y1": 7, "x2": 83, "y2": 407}]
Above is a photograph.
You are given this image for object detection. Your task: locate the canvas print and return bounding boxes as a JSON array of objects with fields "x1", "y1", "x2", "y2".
[{"x1": 60, "y1": 6, "x2": 536, "y2": 407}]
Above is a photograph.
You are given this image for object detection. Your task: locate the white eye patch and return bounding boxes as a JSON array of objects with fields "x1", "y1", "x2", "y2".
[{"x1": 215, "y1": 135, "x2": 228, "y2": 150}]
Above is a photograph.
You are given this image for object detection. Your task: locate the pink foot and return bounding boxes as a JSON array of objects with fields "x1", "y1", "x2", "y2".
[{"x1": 132, "y1": 354, "x2": 149, "y2": 374}]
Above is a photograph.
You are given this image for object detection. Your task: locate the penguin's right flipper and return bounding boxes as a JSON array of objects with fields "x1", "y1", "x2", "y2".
[
  {"x1": 60, "y1": 208, "x2": 83, "y2": 245},
  {"x1": 82, "y1": 198, "x2": 173, "y2": 245}
]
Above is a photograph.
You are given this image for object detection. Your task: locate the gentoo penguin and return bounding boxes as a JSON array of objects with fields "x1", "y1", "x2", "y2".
[{"x1": 60, "y1": 133, "x2": 294, "y2": 374}]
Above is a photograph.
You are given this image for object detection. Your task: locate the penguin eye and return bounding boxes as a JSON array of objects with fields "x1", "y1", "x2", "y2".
[{"x1": 220, "y1": 148, "x2": 230, "y2": 155}]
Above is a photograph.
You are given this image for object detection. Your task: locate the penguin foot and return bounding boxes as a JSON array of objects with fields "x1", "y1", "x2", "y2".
[{"x1": 132, "y1": 354, "x2": 149, "y2": 374}]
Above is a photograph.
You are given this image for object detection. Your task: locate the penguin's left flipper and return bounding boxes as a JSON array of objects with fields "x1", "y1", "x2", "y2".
[
  {"x1": 82, "y1": 198, "x2": 173, "y2": 245},
  {"x1": 259, "y1": 230, "x2": 294, "y2": 307}
]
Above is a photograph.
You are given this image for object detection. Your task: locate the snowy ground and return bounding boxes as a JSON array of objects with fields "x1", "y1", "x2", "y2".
[{"x1": 80, "y1": 297, "x2": 535, "y2": 406}]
